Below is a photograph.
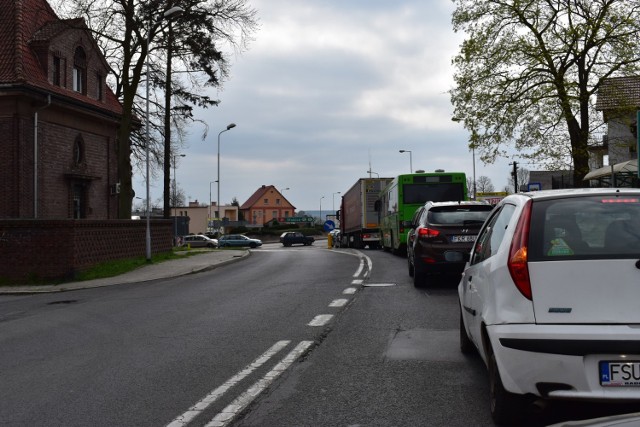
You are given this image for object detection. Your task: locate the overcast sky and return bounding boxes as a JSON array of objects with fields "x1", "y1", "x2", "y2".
[{"x1": 134, "y1": 0, "x2": 515, "y2": 213}]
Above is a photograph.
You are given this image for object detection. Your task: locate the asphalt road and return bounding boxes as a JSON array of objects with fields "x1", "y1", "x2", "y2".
[{"x1": 1, "y1": 243, "x2": 638, "y2": 426}]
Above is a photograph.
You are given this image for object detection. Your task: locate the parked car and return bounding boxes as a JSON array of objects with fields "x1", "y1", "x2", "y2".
[
  {"x1": 407, "y1": 200, "x2": 493, "y2": 287},
  {"x1": 279, "y1": 231, "x2": 314, "y2": 247},
  {"x1": 218, "y1": 234, "x2": 262, "y2": 248},
  {"x1": 181, "y1": 234, "x2": 218, "y2": 248},
  {"x1": 458, "y1": 188, "x2": 640, "y2": 425}
]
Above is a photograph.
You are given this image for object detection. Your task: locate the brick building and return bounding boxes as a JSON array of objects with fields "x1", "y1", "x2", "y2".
[
  {"x1": 240, "y1": 185, "x2": 295, "y2": 226},
  {"x1": 0, "y1": 0, "x2": 123, "y2": 219},
  {"x1": 0, "y1": 0, "x2": 173, "y2": 283}
]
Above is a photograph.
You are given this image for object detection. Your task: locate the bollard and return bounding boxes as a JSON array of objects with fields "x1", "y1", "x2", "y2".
[{"x1": 327, "y1": 233, "x2": 333, "y2": 248}]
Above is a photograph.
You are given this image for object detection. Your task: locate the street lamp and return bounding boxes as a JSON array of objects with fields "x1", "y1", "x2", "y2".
[
  {"x1": 172, "y1": 153, "x2": 185, "y2": 239},
  {"x1": 145, "y1": 6, "x2": 183, "y2": 261},
  {"x1": 217, "y1": 123, "x2": 236, "y2": 221},
  {"x1": 366, "y1": 170, "x2": 379, "y2": 178},
  {"x1": 209, "y1": 180, "x2": 217, "y2": 228},
  {"x1": 332, "y1": 192, "x2": 341, "y2": 212},
  {"x1": 450, "y1": 116, "x2": 477, "y2": 200},
  {"x1": 319, "y1": 195, "x2": 325, "y2": 225},
  {"x1": 399, "y1": 150, "x2": 412, "y2": 173}
]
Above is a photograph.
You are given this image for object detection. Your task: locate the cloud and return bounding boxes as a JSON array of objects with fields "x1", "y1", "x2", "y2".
[{"x1": 135, "y1": 0, "x2": 514, "y2": 213}]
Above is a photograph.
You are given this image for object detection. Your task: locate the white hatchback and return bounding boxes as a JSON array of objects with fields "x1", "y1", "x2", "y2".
[{"x1": 458, "y1": 188, "x2": 640, "y2": 424}]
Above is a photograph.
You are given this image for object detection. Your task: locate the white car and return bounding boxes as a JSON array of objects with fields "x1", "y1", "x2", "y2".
[{"x1": 458, "y1": 188, "x2": 640, "y2": 424}]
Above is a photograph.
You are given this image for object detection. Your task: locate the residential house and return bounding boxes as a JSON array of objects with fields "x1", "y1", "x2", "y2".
[
  {"x1": 0, "y1": 0, "x2": 123, "y2": 219},
  {"x1": 0, "y1": 0, "x2": 174, "y2": 283},
  {"x1": 240, "y1": 185, "x2": 295, "y2": 226},
  {"x1": 172, "y1": 201, "x2": 239, "y2": 234},
  {"x1": 588, "y1": 76, "x2": 640, "y2": 186}
]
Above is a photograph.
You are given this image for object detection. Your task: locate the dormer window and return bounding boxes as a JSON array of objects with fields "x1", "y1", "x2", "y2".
[
  {"x1": 52, "y1": 56, "x2": 61, "y2": 86},
  {"x1": 73, "y1": 47, "x2": 86, "y2": 94}
]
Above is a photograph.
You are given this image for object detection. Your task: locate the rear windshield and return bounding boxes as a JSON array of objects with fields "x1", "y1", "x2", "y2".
[
  {"x1": 427, "y1": 205, "x2": 493, "y2": 225},
  {"x1": 529, "y1": 195, "x2": 640, "y2": 260}
]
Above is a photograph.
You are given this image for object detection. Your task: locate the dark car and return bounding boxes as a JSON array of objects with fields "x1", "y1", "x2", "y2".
[
  {"x1": 407, "y1": 200, "x2": 493, "y2": 286},
  {"x1": 218, "y1": 234, "x2": 262, "y2": 248},
  {"x1": 279, "y1": 231, "x2": 314, "y2": 247}
]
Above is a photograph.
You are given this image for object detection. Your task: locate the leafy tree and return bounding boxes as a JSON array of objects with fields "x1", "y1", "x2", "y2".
[
  {"x1": 450, "y1": 0, "x2": 640, "y2": 187},
  {"x1": 51, "y1": 0, "x2": 258, "y2": 218}
]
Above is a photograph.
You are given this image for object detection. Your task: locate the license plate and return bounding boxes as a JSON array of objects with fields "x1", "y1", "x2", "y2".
[
  {"x1": 599, "y1": 361, "x2": 640, "y2": 386},
  {"x1": 451, "y1": 235, "x2": 476, "y2": 243}
]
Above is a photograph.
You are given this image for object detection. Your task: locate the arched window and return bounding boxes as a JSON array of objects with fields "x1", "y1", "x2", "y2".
[
  {"x1": 73, "y1": 136, "x2": 84, "y2": 165},
  {"x1": 73, "y1": 47, "x2": 86, "y2": 94}
]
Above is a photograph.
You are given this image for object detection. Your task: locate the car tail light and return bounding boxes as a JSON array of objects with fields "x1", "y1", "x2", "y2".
[
  {"x1": 508, "y1": 200, "x2": 532, "y2": 300},
  {"x1": 418, "y1": 227, "x2": 440, "y2": 239}
]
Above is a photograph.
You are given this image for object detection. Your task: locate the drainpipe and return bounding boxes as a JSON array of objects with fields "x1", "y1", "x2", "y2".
[{"x1": 34, "y1": 94, "x2": 51, "y2": 218}]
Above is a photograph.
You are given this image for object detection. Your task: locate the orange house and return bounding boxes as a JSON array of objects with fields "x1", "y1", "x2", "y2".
[{"x1": 240, "y1": 185, "x2": 295, "y2": 226}]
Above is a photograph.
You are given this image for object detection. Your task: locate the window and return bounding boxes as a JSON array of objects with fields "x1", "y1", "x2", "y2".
[
  {"x1": 471, "y1": 204, "x2": 515, "y2": 265},
  {"x1": 96, "y1": 73, "x2": 103, "y2": 101},
  {"x1": 73, "y1": 137, "x2": 84, "y2": 165},
  {"x1": 52, "y1": 56, "x2": 61, "y2": 86},
  {"x1": 73, "y1": 47, "x2": 87, "y2": 94},
  {"x1": 264, "y1": 199, "x2": 269, "y2": 204},
  {"x1": 276, "y1": 198, "x2": 281, "y2": 205},
  {"x1": 272, "y1": 210, "x2": 277, "y2": 219}
]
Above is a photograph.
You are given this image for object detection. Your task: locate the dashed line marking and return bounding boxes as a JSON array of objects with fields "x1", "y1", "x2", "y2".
[
  {"x1": 351, "y1": 279, "x2": 363, "y2": 285},
  {"x1": 329, "y1": 299, "x2": 348, "y2": 307},
  {"x1": 166, "y1": 341, "x2": 290, "y2": 427},
  {"x1": 205, "y1": 341, "x2": 313, "y2": 427},
  {"x1": 307, "y1": 314, "x2": 334, "y2": 326},
  {"x1": 343, "y1": 287, "x2": 357, "y2": 294}
]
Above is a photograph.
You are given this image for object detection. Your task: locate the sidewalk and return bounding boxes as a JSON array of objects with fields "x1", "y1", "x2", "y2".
[{"x1": 0, "y1": 250, "x2": 250, "y2": 295}]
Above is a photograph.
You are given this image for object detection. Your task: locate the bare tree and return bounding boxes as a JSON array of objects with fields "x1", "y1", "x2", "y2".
[
  {"x1": 50, "y1": 0, "x2": 258, "y2": 218},
  {"x1": 476, "y1": 176, "x2": 495, "y2": 194}
]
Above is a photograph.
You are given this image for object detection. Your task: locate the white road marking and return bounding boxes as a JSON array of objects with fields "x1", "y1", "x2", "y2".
[
  {"x1": 205, "y1": 341, "x2": 314, "y2": 427},
  {"x1": 351, "y1": 279, "x2": 363, "y2": 285},
  {"x1": 353, "y1": 259, "x2": 364, "y2": 277},
  {"x1": 343, "y1": 287, "x2": 357, "y2": 294},
  {"x1": 307, "y1": 314, "x2": 334, "y2": 326},
  {"x1": 329, "y1": 299, "x2": 348, "y2": 307},
  {"x1": 166, "y1": 340, "x2": 290, "y2": 427}
]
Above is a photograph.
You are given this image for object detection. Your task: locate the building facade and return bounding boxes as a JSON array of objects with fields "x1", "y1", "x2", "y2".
[
  {"x1": 0, "y1": 0, "x2": 123, "y2": 219},
  {"x1": 240, "y1": 185, "x2": 295, "y2": 226}
]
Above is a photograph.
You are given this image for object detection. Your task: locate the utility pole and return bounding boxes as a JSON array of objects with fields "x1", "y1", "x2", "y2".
[{"x1": 511, "y1": 161, "x2": 519, "y2": 193}]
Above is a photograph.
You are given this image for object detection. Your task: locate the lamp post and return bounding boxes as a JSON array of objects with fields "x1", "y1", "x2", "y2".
[
  {"x1": 209, "y1": 180, "x2": 217, "y2": 230},
  {"x1": 471, "y1": 144, "x2": 477, "y2": 200},
  {"x1": 366, "y1": 170, "x2": 379, "y2": 178},
  {"x1": 332, "y1": 192, "x2": 341, "y2": 212},
  {"x1": 319, "y1": 195, "x2": 325, "y2": 225},
  {"x1": 172, "y1": 153, "x2": 185, "y2": 239},
  {"x1": 145, "y1": 6, "x2": 183, "y2": 261},
  {"x1": 217, "y1": 123, "x2": 236, "y2": 221},
  {"x1": 399, "y1": 150, "x2": 412, "y2": 173}
]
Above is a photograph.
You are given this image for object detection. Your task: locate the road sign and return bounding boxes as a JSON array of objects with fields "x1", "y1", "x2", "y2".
[
  {"x1": 323, "y1": 220, "x2": 336, "y2": 232},
  {"x1": 280, "y1": 217, "x2": 314, "y2": 223}
]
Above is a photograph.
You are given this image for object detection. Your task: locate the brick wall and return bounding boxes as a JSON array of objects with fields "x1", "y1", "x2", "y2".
[{"x1": 0, "y1": 220, "x2": 173, "y2": 283}]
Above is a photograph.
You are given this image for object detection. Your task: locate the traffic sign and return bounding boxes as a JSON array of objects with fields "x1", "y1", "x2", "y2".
[{"x1": 323, "y1": 220, "x2": 336, "y2": 232}]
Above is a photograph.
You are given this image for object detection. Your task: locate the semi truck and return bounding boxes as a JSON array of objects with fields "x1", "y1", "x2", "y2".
[{"x1": 339, "y1": 177, "x2": 391, "y2": 249}]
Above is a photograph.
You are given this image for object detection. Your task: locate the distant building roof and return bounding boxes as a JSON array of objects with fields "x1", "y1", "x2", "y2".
[
  {"x1": 240, "y1": 185, "x2": 296, "y2": 210},
  {"x1": 596, "y1": 76, "x2": 640, "y2": 111}
]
